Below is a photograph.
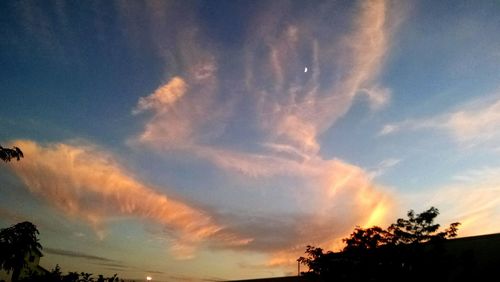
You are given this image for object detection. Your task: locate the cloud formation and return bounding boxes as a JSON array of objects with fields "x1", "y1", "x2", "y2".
[
  {"x1": 406, "y1": 166, "x2": 500, "y2": 237},
  {"x1": 8, "y1": 140, "x2": 249, "y2": 259},
  {"x1": 129, "y1": 0, "x2": 399, "y2": 265},
  {"x1": 9, "y1": 0, "x2": 401, "y2": 270},
  {"x1": 44, "y1": 247, "x2": 118, "y2": 263},
  {"x1": 133, "y1": 0, "x2": 399, "y2": 171},
  {"x1": 134, "y1": 77, "x2": 187, "y2": 113},
  {"x1": 243, "y1": 0, "x2": 395, "y2": 157},
  {"x1": 380, "y1": 94, "x2": 500, "y2": 148}
]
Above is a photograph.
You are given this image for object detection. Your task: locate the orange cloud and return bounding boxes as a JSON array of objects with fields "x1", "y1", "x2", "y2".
[
  {"x1": 213, "y1": 157, "x2": 394, "y2": 267},
  {"x1": 8, "y1": 140, "x2": 249, "y2": 258},
  {"x1": 132, "y1": 67, "x2": 231, "y2": 151},
  {"x1": 134, "y1": 76, "x2": 187, "y2": 113}
]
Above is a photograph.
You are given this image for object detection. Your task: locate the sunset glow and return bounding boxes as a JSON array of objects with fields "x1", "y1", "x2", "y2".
[{"x1": 1, "y1": 1, "x2": 500, "y2": 281}]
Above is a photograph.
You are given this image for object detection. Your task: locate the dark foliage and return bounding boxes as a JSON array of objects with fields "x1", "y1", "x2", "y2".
[
  {"x1": 0, "y1": 145, "x2": 23, "y2": 162},
  {"x1": 342, "y1": 226, "x2": 390, "y2": 252},
  {"x1": 0, "y1": 222, "x2": 42, "y2": 281},
  {"x1": 387, "y1": 207, "x2": 459, "y2": 245},
  {"x1": 299, "y1": 207, "x2": 461, "y2": 282},
  {"x1": 1, "y1": 222, "x2": 122, "y2": 282},
  {"x1": 18, "y1": 265, "x2": 122, "y2": 282}
]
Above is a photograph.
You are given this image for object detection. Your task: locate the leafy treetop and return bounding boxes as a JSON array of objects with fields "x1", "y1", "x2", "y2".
[
  {"x1": 0, "y1": 145, "x2": 24, "y2": 162},
  {"x1": 0, "y1": 221, "x2": 42, "y2": 281},
  {"x1": 299, "y1": 207, "x2": 461, "y2": 281}
]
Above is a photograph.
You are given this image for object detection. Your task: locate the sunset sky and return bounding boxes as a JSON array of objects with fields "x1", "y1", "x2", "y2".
[{"x1": 1, "y1": 0, "x2": 500, "y2": 281}]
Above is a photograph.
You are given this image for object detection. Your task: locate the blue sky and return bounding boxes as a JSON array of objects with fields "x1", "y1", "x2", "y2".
[{"x1": 1, "y1": 0, "x2": 500, "y2": 281}]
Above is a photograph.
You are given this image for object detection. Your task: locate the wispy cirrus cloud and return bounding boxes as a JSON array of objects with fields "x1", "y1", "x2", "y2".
[
  {"x1": 379, "y1": 94, "x2": 500, "y2": 148},
  {"x1": 207, "y1": 157, "x2": 394, "y2": 268},
  {"x1": 0, "y1": 1, "x2": 410, "y2": 278},
  {"x1": 244, "y1": 0, "x2": 397, "y2": 156},
  {"x1": 359, "y1": 86, "x2": 392, "y2": 111},
  {"x1": 133, "y1": 0, "x2": 401, "y2": 172},
  {"x1": 131, "y1": 60, "x2": 231, "y2": 152},
  {"x1": 404, "y1": 166, "x2": 500, "y2": 237},
  {"x1": 0, "y1": 207, "x2": 31, "y2": 224},
  {"x1": 129, "y1": 0, "x2": 401, "y2": 266},
  {"x1": 8, "y1": 140, "x2": 250, "y2": 259},
  {"x1": 369, "y1": 158, "x2": 401, "y2": 178}
]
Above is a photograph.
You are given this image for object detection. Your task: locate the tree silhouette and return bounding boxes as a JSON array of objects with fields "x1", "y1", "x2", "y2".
[
  {"x1": 342, "y1": 226, "x2": 390, "y2": 252},
  {"x1": 0, "y1": 145, "x2": 24, "y2": 162},
  {"x1": 0, "y1": 221, "x2": 42, "y2": 281},
  {"x1": 297, "y1": 246, "x2": 330, "y2": 277},
  {"x1": 299, "y1": 207, "x2": 461, "y2": 281},
  {"x1": 79, "y1": 272, "x2": 94, "y2": 282},
  {"x1": 388, "y1": 206, "x2": 459, "y2": 245},
  {"x1": 0, "y1": 223, "x2": 124, "y2": 282}
]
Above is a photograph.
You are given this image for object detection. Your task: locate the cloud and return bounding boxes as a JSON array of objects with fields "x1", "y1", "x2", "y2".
[
  {"x1": 379, "y1": 94, "x2": 500, "y2": 148},
  {"x1": 0, "y1": 1, "x2": 404, "y2": 274},
  {"x1": 378, "y1": 124, "x2": 400, "y2": 136},
  {"x1": 406, "y1": 166, "x2": 500, "y2": 238},
  {"x1": 7, "y1": 140, "x2": 249, "y2": 259},
  {"x1": 128, "y1": 0, "x2": 399, "y2": 265},
  {"x1": 446, "y1": 98, "x2": 500, "y2": 144},
  {"x1": 0, "y1": 207, "x2": 31, "y2": 224},
  {"x1": 241, "y1": 0, "x2": 398, "y2": 158},
  {"x1": 131, "y1": 61, "x2": 231, "y2": 152},
  {"x1": 369, "y1": 158, "x2": 401, "y2": 178},
  {"x1": 132, "y1": 77, "x2": 194, "y2": 148},
  {"x1": 44, "y1": 247, "x2": 118, "y2": 263},
  {"x1": 359, "y1": 86, "x2": 392, "y2": 110},
  {"x1": 211, "y1": 157, "x2": 394, "y2": 267},
  {"x1": 195, "y1": 0, "x2": 399, "y2": 252},
  {"x1": 133, "y1": 77, "x2": 187, "y2": 113},
  {"x1": 146, "y1": 270, "x2": 165, "y2": 274},
  {"x1": 133, "y1": 0, "x2": 400, "y2": 166}
]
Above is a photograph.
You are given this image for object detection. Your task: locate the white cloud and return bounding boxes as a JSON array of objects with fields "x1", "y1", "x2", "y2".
[
  {"x1": 360, "y1": 86, "x2": 392, "y2": 110},
  {"x1": 379, "y1": 94, "x2": 500, "y2": 148},
  {"x1": 446, "y1": 98, "x2": 500, "y2": 144},
  {"x1": 426, "y1": 168, "x2": 500, "y2": 237},
  {"x1": 369, "y1": 158, "x2": 401, "y2": 178},
  {"x1": 378, "y1": 124, "x2": 400, "y2": 136}
]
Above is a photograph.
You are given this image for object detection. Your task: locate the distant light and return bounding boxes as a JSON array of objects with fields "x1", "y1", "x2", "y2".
[
  {"x1": 146, "y1": 276, "x2": 152, "y2": 281},
  {"x1": 304, "y1": 67, "x2": 308, "y2": 73}
]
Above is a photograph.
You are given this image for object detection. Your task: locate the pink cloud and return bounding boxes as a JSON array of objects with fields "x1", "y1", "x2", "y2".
[
  {"x1": 244, "y1": 0, "x2": 397, "y2": 157},
  {"x1": 133, "y1": 76, "x2": 187, "y2": 113},
  {"x1": 8, "y1": 140, "x2": 250, "y2": 259},
  {"x1": 127, "y1": 0, "x2": 399, "y2": 267},
  {"x1": 133, "y1": 0, "x2": 401, "y2": 164}
]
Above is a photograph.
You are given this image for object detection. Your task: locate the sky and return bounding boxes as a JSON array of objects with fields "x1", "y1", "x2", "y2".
[{"x1": 1, "y1": 0, "x2": 500, "y2": 281}]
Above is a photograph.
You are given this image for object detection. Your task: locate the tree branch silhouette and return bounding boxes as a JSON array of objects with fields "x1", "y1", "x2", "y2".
[{"x1": 0, "y1": 145, "x2": 24, "y2": 162}]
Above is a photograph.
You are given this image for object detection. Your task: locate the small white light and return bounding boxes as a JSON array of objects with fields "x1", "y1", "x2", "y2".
[
  {"x1": 146, "y1": 276, "x2": 152, "y2": 281},
  {"x1": 304, "y1": 67, "x2": 308, "y2": 73}
]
